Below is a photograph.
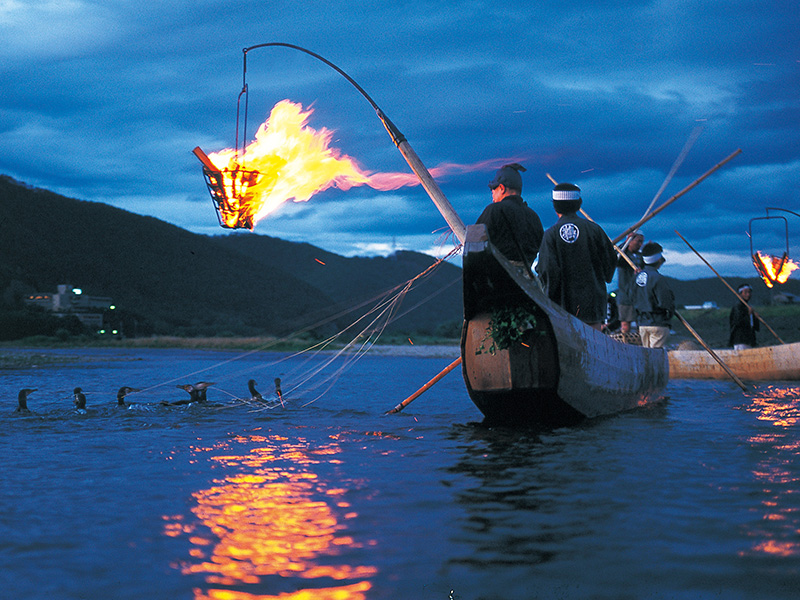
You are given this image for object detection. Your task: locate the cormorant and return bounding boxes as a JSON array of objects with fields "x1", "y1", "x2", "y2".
[
  {"x1": 16, "y1": 388, "x2": 36, "y2": 412},
  {"x1": 169, "y1": 381, "x2": 215, "y2": 405},
  {"x1": 73, "y1": 387, "x2": 87, "y2": 411},
  {"x1": 117, "y1": 386, "x2": 141, "y2": 406},
  {"x1": 248, "y1": 379, "x2": 263, "y2": 401}
]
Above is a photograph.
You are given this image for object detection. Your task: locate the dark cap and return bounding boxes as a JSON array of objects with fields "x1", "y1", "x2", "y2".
[{"x1": 488, "y1": 163, "x2": 526, "y2": 191}]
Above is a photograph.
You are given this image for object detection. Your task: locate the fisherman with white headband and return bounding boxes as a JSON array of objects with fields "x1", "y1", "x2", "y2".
[
  {"x1": 728, "y1": 283, "x2": 759, "y2": 349},
  {"x1": 536, "y1": 183, "x2": 617, "y2": 329},
  {"x1": 633, "y1": 241, "x2": 676, "y2": 348}
]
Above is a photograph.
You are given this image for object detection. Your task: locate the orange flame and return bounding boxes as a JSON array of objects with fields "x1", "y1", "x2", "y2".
[
  {"x1": 752, "y1": 251, "x2": 799, "y2": 288},
  {"x1": 202, "y1": 99, "x2": 524, "y2": 230}
]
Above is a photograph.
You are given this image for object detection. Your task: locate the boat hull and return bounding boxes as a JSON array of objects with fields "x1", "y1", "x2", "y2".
[
  {"x1": 461, "y1": 225, "x2": 668, "y2": 426},
  {"x1": 669, "y1": 342, "x2": 800, "y2": 380}
]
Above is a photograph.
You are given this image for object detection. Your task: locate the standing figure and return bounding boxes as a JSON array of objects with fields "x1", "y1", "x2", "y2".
[
  {"x1": 616, "y1": 232, "x2": 645, "y2": 334},
  {"x1": 476, "y1": 163, "x2": 544, "y2": 273},
  {"x1": 536, "y1": 183, "x2": 617, "y2": 328},
  {"x1": 633, "y1": 242, "x2": 675, "y2": 348},
  {"x1": 728, "y1": 284, "x2": 759, "y2": 349}
]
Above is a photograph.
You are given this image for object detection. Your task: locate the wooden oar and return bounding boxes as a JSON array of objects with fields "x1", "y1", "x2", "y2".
[
  {"x1": 612, "y1": 149, "x2": 742, "y2": 244},
  {"x1": 674, "y1": 311, "x2": 749, "y2": 391},
  {"x1": 674, "y1": 229, "x2": 785, "y2": 344},
  {"x1": 385, "y1": 357, "x2": 462, "y2": 414}
]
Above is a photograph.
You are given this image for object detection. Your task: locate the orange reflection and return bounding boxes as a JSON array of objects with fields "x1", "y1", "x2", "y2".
[
  {"x1": 164, "y1": 434, "x2": 376, "y2": 599},
  {"x1": 740, "y1": 386, "x2": 800, "y2": 557}
]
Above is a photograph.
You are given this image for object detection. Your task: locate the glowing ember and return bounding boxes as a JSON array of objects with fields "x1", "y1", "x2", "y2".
[
  {"x1": 752, "y1": 251, "x2": 799, "y2": 288},
  {"x1": 197, "y1": 99, "x2": 523, "y2": 230}
]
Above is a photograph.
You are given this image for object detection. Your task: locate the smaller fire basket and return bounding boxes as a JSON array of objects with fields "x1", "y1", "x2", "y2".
[
  {"x1": 749, "y1": 214, "x2": 795, "y2": 288},
  {"x1": 752, "y1": 251, "x2": 790, "y2": 288},
  {"x1": 193, "y1": 147, "x2": 260, "y2": 230}
]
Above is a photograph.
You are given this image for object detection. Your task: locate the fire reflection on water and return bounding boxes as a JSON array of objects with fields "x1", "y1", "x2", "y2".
[
  {"x1": 741, "y1": 386, "x2": 800, "y2": 558},
  {"x1": 163, "y1": 434, "x2": 376, "y2": 599}
]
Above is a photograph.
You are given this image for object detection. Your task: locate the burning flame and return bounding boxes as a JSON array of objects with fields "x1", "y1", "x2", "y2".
[
  {"x1": 200, "y1": 99, "x2": 524, "y2": 230},
  {"x1": 752, "y1": 251, "x2": 799, "y2": 288}
]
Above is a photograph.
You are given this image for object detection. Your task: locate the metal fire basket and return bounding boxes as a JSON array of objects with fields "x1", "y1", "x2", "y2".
[
  {"x1": 193, "y1": 146, "x2": 259, "y2": 230},
  {"x1": 749, "y1": 214, "x2": 789, "y2": 286},
  {"x1": 201, "y1": 166, "x2": 259, "y2": 230}
]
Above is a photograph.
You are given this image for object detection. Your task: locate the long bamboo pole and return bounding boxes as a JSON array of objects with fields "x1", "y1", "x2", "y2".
[
  {"x1": 612, "y1": 149, "x2": 742, "y2": 244},
  {"x1": 385, "y1": 357, "x2": 462, "y2": 414},
  {"x1": 561, "y1": 193, "x2": 748, "y2": 390},
  {"x1": 674, "y1": 311, "x2": 749, "y2": 391},
  {"x1": 674, "y1": 229, "x2": 784, "y2": 344}
]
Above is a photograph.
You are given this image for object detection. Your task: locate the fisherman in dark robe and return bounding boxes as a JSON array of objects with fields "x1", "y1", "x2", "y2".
[
  {"x1": 729, "y1": 283, "x2": 759, "y2": 349},
  {"x1": 616, "y1": 231, "x2": 645, "y2": 334},
  {"x1": 535, "y1": 183, "x2": 617, "y2": 328},
  {"x1": 476, "y1": 163, "x2": 543, "y2": 274},
  {"x1": 633, "y1": 242, "x2": 675, "y2": 348}
]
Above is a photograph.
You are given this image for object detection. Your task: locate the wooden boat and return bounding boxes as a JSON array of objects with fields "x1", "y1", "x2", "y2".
[
  {"x1": 669, "y1": 342, "x2": 800, "y2": 381},
  {"x1": 460, "y1": 224, "x2": 669, "y2": 426}
]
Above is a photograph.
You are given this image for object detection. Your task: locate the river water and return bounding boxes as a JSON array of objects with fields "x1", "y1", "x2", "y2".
[{"x1": 1, "y1": 346, "x2": 799, "y2": 599}]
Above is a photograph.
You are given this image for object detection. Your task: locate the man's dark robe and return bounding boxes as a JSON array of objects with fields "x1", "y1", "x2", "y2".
[
  {"x1": 536, "y1": 213, "x2": 617, "y2": 324},
  {"x1": 476, "y1": 195, "x2": 543, "y2": 264}
]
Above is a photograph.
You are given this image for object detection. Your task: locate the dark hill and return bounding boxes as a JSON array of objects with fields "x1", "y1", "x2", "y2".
[
  {"x1": 1, "y1": 175, "x2": 797, "y2": 341},
  {"x1": 0, "y1": 175, "x2": 462, "y2": 338},
  {"x1": 213, "y1": 233, "x2": 462, "y2": 335}
]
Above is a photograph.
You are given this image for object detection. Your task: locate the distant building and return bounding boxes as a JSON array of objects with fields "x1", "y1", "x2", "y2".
[
  {"x1": 683, "y1": 301, "x2": 719, "y2": 310},
  {"x1": 774, "y1": 292, "x2": 799, "y2": 304},
  {"x1": 24, "y1": 284, "x2": 114, "y2": 329}
]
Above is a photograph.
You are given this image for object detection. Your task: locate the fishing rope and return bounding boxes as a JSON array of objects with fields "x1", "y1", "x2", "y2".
[{"x1": 103, "y1": 245, "x2": 462, "y2": 409}]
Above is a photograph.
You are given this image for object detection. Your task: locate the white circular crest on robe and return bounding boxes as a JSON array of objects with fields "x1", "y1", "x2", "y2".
[
  {"x1": 636, "y1": 271, "x2": 649, "y2": 287},
  {"x1": 559, "y1": 223, "x2": 580, "y2": 243}
]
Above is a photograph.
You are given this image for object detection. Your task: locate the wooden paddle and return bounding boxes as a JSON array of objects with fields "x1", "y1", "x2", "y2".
[
  {"x1": 674, "y1": 311, "x2": 749, "y2": 391},
  {"x1": 385, "y1": 357, "x2": 462, "y2": 414}
]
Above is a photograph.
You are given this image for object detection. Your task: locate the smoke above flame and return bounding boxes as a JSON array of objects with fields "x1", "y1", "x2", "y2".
[
  {"x1": 202, "y1": 99, "x2": 518, "y2": 230},
  {"x1": 752, "y1": 251, "x2": 799, "y2": 288}
]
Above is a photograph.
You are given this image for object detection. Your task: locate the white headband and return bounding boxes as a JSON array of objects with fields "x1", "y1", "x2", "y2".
[
  {"x1": 552, "y1": 190, "x2": 581, "y2": 201},
  {"x1": 643, "y1": 252, "x2": 663, "y2": 264}
]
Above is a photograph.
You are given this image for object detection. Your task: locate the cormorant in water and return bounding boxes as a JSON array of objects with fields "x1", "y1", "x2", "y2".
[
  {"x1": 73, "y1": 387, "x2": 87, "y2": 412},
  {"x1": 117, "y1": 386, "x2": 140, "y2": 406},
  {"x1": 16, "y1": 388, "x2": 36, "y2": 412},
  {"x1": 167, "y1": 382, "x2": 215, "y2": 405},
  {"x1": 248, "y1": 379, "x2": 263, "y2": 401}
]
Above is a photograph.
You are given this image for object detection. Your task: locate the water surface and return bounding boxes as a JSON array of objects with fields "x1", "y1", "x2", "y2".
[{"x1": 2, "y1": 347, "x2": 799, "y2": 599}]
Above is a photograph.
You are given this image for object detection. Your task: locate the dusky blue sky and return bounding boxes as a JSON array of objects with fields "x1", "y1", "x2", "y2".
[{"x1": 2, "y1": 0, "x2": 798, "y2": 280}]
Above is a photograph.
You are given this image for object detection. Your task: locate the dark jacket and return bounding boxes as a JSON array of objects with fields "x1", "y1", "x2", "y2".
[
  {"x1": 476, "y1": 195, "x2": 543, "y2": 264},
  {"x1": 729, "y1": 302, "x2": 759, "y2": 347},
  {"x1": 633, "y1": 266, "x2": 675, "y2": 327},
  {"x1": 616, "y1": 249, "x2": 644, "y2": 305},
  {"x1": 535, "y1": 213, "x2": 617, "y2": 324}
]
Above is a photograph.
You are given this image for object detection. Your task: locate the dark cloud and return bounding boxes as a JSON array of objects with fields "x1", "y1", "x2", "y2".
[{"x1": 1, "y1": 0, "x2": 798, "y2": 280}]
